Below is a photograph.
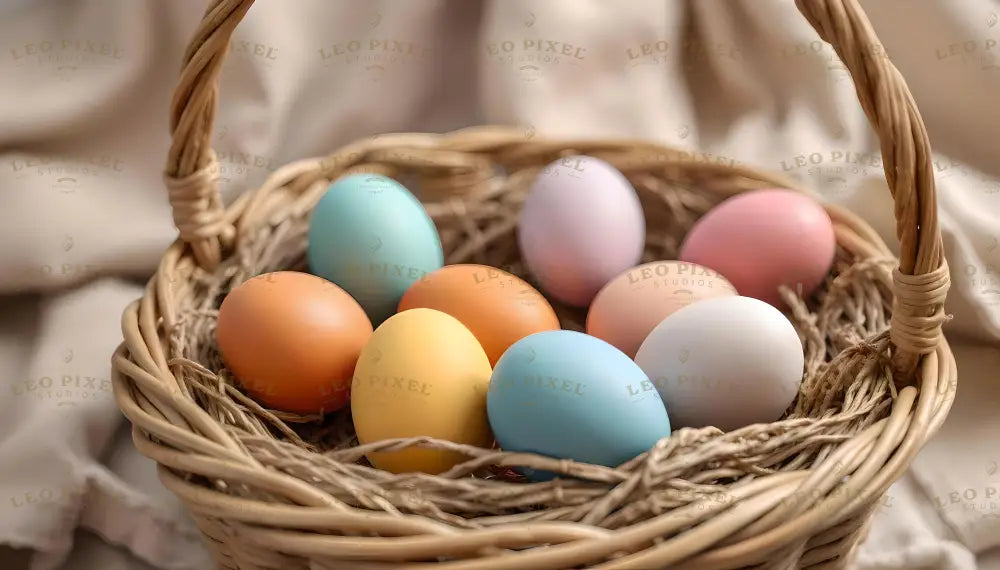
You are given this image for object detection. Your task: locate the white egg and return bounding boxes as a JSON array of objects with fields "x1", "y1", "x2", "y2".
[{"x1": 634, "y1": 296, "x2": 804, "y2": 432}]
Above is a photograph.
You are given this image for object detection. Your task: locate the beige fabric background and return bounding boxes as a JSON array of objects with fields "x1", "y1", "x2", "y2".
[{"x1": 0, "y1": 0, "x2": 997, "y2": 568}]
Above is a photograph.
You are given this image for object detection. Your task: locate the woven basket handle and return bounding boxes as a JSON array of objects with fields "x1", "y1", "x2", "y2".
[{"x1": 165, "y1": 0, "x2": 948, "y2": 376}]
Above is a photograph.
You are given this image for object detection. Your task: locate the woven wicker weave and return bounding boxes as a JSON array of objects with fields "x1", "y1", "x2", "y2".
[{"x1": 111, "y1": 0, "x2": 957, "y2": 568}]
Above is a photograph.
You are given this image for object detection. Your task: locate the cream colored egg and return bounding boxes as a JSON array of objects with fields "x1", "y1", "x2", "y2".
[{"x1": 634, "y1": 296, "x2": 804, "y2": 431}]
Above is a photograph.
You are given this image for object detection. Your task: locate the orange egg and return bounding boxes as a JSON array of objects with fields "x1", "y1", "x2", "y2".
[
  {"x1": 397, "y1": 264, "x2": 560, "y2": 365},
  {"x1": 216, "y1": 271, "x2": 373, "y2": 414}
]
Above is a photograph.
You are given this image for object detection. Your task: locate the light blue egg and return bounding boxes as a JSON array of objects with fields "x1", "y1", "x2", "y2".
[
  {"x1": 487, "y1": 330, "x2": 671, "y2": 481},
  {"x1": 307, "y1": 174, "x2": 443, "y2": 325}
]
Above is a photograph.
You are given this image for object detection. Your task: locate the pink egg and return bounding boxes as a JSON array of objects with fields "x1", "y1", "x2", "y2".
[{"x1": 679, "y1": 189, "x2": 835, "y2": 308}]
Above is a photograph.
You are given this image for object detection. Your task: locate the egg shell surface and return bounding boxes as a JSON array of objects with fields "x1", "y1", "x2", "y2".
[
  {"x1": 634, "y1": 295, "x2": 804, "y2": 432},
  {"x1": 587, "y1": 261, "x2": 737, "y2": 358},
  {"x1": 307, "y1": 174, "x2": 444, "y2": 325},
  {"x1": 678, "y1": 188, "x2": 835, "y2": 308},
  {"x1": 518, "y1": 156, "x2": 645, "y2": 307},
  {"x1": 351, "y1": 308, "x2": 493, "y2": 474},
  {"x1": 487, "y1": 330, "x2": 671, "y2": 480},
  {"x1": 398, "y1": 264, "x2": 561, "y2": 365},
  {"x1": 215, "y1": 271, "x2": 373, "y2": 414}
]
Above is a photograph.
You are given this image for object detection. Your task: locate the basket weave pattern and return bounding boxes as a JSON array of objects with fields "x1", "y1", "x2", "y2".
[{"x1": 112, "y1": 0, "x2": 957, "y2": 568}]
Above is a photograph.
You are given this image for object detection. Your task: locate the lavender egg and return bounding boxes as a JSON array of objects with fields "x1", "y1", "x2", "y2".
[{"x1": 518, "y1": 156, "x2": 645, "y2": 307}]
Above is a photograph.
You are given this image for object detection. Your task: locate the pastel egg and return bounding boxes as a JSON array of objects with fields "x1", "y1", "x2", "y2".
[
  {"x1": 398, "y1": 264, "x2": 561, "y2": 365},
  {"x1": 487, "y1": 330, "x2": 671, "y2": 480},
  {"x1": 308, "y1": 174, "x2": 444, "y2": 325},
  {"x1": 216, "y1": 271, "x2": 373, "y2": 414},
  {"x1": 679, "y1": 188, "x2": 835, "y2": 307},
  {"x1": 518, "y1": 156, "x2": 645, "y2": 307},
  {"x1": 587, "y1": 261, "x2": 737, "y2": 358},
  {"x1": 351, "y1": 308, "x2": 493, "y2": 474},
  {"x1": 634, "y1": 296, "x2": 804, "y2": 432}
]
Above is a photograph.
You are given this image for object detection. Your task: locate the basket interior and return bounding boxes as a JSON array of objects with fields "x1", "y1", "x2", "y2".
[{"x1": 161, "y1": 147, "x2": 898, "y2": 528}]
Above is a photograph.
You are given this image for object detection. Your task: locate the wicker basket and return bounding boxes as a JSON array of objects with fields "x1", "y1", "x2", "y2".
[{"x1": 112, "y1": 0, "x2": 957, "y2": 568}]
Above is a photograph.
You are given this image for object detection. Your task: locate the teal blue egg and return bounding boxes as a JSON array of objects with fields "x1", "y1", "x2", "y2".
[
  {"x1": 487, "y1": 330, "x2": 671, "y2": 481},
  {"x1": 307, "y1": 174, "x2": 443, "y2": 325}
]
